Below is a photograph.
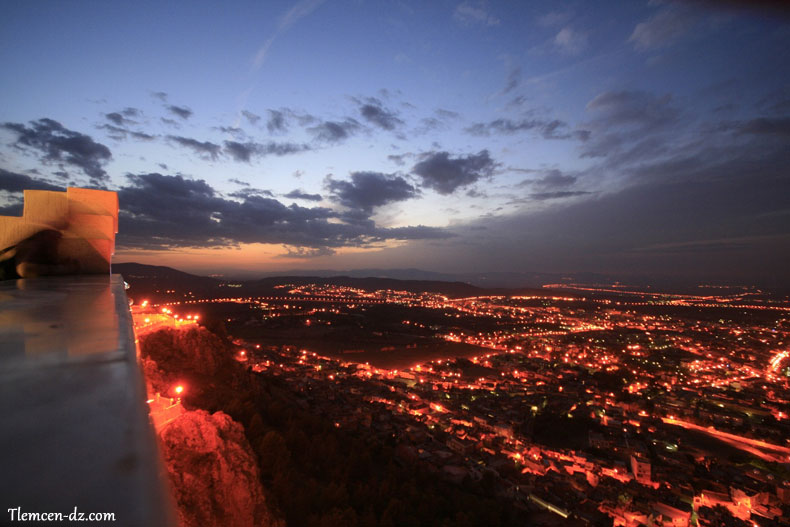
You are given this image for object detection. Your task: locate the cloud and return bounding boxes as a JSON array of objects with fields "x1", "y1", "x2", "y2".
[
  {"x1": 307, "y1": 119, "x2": 362, "y2": 143},
  {"x1": 285, "y1": 189, "x2": 323, "y2": 201},
  {"x1": 537, "y1": 10, "x2": 573, "y2": 27},
  {"x1": 502, "y1": 66, "x2": 521, "y2": 94},
  {"x1": 435, "y1": 108, "x2": 460, "y2": 120},
  {"x1": 166, "y1": 105, "x2": 193, "y2": 120},
  {"x1": 166, "y1": 135, "x2": 221, "y2": 159},
  {"x1": 228, "y1": 187, "x2": 275, "y2": 199},
  {"x1": 99, "y1": 124, "x2": 156, "y2": 141},
  {"x1": 1, "y1": 118, "x2": 112, "y2": 183},
  {"x1": 105, "y1": 112, "x2": 136, "y2": 126},
  {"x1": 394, "y1": 135, "x2": 786, "y2": 284},
  {"x1": 252, "y1": 0, "x2": 326, "y2": 70},
  {"x1": 241, "y1": 110, "x2": 261, "y2": 125},
  {"x1": 384, "y1": 225, "x2": 454, "y2": 240},
  {"x1": 388, "y1": 153, "x2": 410, "y2": 166},
  {"x1": 586, "y1": 90, "x2": 678, "y2": 127},
  {"x1": 357, "y1": 98, "x2": 404, "y2": 130},
  {"x1": 453, "y1": 1, "x2": 500, "y2": 27},
  {"x1": 629, "y1": 6, "x2": 697, "y2": 51},
  {"x1": 0, "y1": 168, "x2": 64, "y2": 193},
  {"x1": 114, "y1": 172, "x2": 449, "y2": 251},
  {"x1": 525, "y1": 169, "x2": 578, "y2": 190},
  {"x1": 528, "y1": 190, "x2": 591, "y2": 201},
  {"x1": 215, "y1": 125, "x2": 244, "y2": 135},
  {"x1": 755, "y1": 87, "x2": 790, "y2": 114},
  {"x1": 732, "y1": 117, "x2": 790, "y2": 138},
  {"x1": 412, "y1": 150, "x2": 497, "y2": 195},
  {"x1": 553, "y1": 27, "x2": 587, "y2": 55},
  {"x1": 151, "y1": 91, "x2": 168, "y2": 102},
  {"x1": 223, "y1": 140, "x2": 311, "y2": 162},
  {"x1": 326, "y1": 171, "x2": 419, "y2": 211},
  {"x1": 279, "y1": 246, "x2": 336, "y2": 258},
  {"x1": 465, "y1": 117, "x2": 585, "y2": 140},
  {"x1": 266, "y1": 109, "x2": 288, "y2": 133},
  {"x1": 581, "y1": 90, "x2": 680, "y2": 159}
]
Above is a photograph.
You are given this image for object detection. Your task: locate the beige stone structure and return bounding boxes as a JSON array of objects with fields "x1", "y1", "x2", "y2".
[{"x1": 0, "y1": 187, "x2": 118, "y2": 274}]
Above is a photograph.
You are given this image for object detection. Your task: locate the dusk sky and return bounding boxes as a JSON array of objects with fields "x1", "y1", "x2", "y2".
[{"x1": 1, "y1": 1, "x2": 788, "y2": 285}]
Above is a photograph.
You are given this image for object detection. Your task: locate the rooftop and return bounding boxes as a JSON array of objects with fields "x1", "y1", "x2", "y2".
[{"x1": 0, "y1": 274, "x2": 172, "y2": 525}]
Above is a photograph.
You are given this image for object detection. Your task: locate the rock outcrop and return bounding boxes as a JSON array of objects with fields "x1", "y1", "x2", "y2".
[{"x1": 159, "y1": 409, "x2": 282, "y2": 527}]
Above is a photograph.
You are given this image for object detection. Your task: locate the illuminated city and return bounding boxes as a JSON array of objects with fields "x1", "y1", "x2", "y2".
[{"x1": 126, "y1": 267, "x2": 790, "y2": 526}]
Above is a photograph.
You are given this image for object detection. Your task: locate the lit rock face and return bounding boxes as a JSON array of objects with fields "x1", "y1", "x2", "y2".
[
  {"x1": 159, "y1": 409, "x2": 281, "y2": 527},
  {"x1": 138, "y1": 326, "x2": 239, "y2": 398}
]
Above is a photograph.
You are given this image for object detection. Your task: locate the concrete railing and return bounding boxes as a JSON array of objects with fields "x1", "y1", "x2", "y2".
[{"x1": 0, "y1": 274, "x2": 175, "y2": 526}]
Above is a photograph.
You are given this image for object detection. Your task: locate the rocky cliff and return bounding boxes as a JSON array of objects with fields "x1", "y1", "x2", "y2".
[
  {"x1": 139, "y1": 326, "x2": 282, "y2": 527},
  {"x1": 159, "y1": 409, "x2": 282, "y2": 527}
]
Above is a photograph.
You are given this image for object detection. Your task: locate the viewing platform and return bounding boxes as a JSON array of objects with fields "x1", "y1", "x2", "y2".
[{"x1": 0, "y1": 274, "x2": 174, "y2": 525}]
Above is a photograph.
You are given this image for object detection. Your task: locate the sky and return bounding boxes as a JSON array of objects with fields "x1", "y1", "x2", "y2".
[{"x1": 1, "y1": 0, "x2": 789, "y2": 286}]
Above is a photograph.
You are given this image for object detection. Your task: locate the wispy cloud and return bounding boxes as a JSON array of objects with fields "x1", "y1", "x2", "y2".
[{"x1": 251, "y1": 0, "x2": 326, "y2": 71}]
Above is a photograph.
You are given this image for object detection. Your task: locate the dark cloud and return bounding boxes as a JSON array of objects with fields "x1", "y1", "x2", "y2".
[
  {"x1": 465, "y1": 117, "x2": 585, "y2": 140},
  {"x1": 151, "y1": 91, "x2": 168, "y2": 102},
  {"x1": 166, "y1": 135, "x2": 221, "y2": 159},
  {"x1": 160, "y1": 118, "x2": 179, "y2": 127},
  {"x1": 529, "y1": 190, "x2": 591, "y2": 200},
  {"x1": 412, "y1": 150, "x2": 497, "y2": 195},
  {"x1": 0, "y1": 168, "x2": 64, "y2": 193},
  {"x1": 755, "y1": 87, "x2": 790, "y2": 114},
  {"x1": 732, "y1": 117, "x2": 790, "y2": 138},
  {"x1": 99, "y1": 124, "x2": 156, "y2": 141},
  {"x1": 417, "y1": 117, "x2": 443, "y2": 133},
  {"x1": 1, "y1": 118, "x2": 112, "y2": 183},
  {"x1": 0, "y1": 202, "x2": 23, "y2": 216},
  {"x1": 435, "y1": 108, "x2": 460, "y2": 120},
  {"x1": 689, "y1": 0, "x2": 790, "y2": 18},
  {"x1": 105, "y1": 112, "x2": 135, "y2": 126},
  {"x1": 586, "y1": 90, "x2": 678, "y2": 128},
  {"x1": 431, "y1": 113, "x2": 790, "y2": 287},
  {"x1": 326, "y1": 172, "x2": 419, "y2": 211},
  {"x1": 581, "y1": 90, "x2": 680, "y2": 160},
  {"x1": 388, "y1": 153, "x2": 410, "y2": 166},
  {"x1": 228, "y1": 187, "x2": 275, "y2": 199},
  {"x1": 502, "y1": 66, "x2": 521, "y2": 94},
  {"x1": 266, "y1": 110, "x2": 288, "y2": 133},
  {"x1": 523, "y1": 169, "x2": 578, "y2": 190},
  {"x1": 114, "y1": 172, "x2": 450, "y2": 251},
  {"x1": 307, "y1": 119, "x2": 361, "y2": 143},
  {"x1": 241, "y1": 110, "x2": 261, "y2": 125},
  {"x1": 223, "y1": 140, "x2": 311, "y2": 162},
  {"x1": 285, "y1": 189, "x2": 323, "y2": 201},
  {"x1": 228, "y1": 178, "x2": 250, "y2": 186},
  {"x1": 414, "y1": 108, "x2": 460, "y2": 135},
  {"x1": 384, "y1": 225, "x2": 453, "y2": 240},
  {"x1": 166, "y1": 105, "x2": 193, "y2": 120},
  {"x1": 215, "y1": 126, "x2": 244, "y2": 135},
  {"x1": 357, "y1": 98, "x2": 404, "y2": 130}
]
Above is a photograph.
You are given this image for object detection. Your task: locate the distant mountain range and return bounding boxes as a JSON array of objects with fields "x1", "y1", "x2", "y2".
[
  {"x1": 113, "y1": 262, "x2": 531, "y2": 299},
  {"x1": 113, "y1": 262, "x2": 780, "y2": 298},
  {"x1": 143, "y1": 264, "x2": 618, "y2": 289}
]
